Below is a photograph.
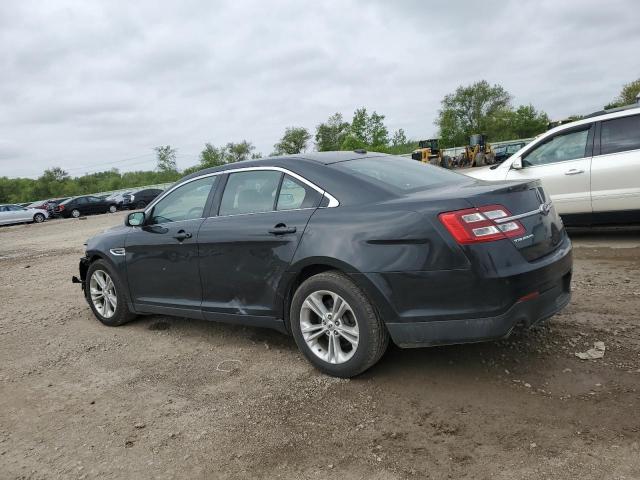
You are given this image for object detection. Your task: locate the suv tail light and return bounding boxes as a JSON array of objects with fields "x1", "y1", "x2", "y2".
[{"x1": 439, "y1": 205, "x2": 525, "y2": 244}]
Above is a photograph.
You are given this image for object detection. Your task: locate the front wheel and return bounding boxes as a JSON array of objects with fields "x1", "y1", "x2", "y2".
[
  {"x1": 33, "y1": 213, "x2": 45, "y2": 223},
  {"x1": 290, "y1": 271, "x2": 389, "y2": 378},
  {"x1": 85, "y1": 260, "x2": 136, "y2": 327}
]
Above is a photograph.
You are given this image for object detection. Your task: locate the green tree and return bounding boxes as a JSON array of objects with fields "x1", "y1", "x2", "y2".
[
  {"x1": 199, "y1": 143, "x2": 227, "y2": 168},
  {"x1": 341, "y1": 108, "x2": 390, "y2": 151},
  {"x1": 367, "y1": 112, "x2": 389, "y2": 149},
  {"x1": 510, "y1": 105, "x2": 549, "y2": 138},
  {"x1": 225, "y1": 140, "x2": 255, "y2": 163},
  {"x1": 605, "y1": 78, "x2": 640, "y2": 108},
  {"x1": 315, "y1": 113, "x2": 350, "y2": 151},
  {"x1": 391, "y1": 128, "x2": 408, "y2": 147},
  {"x1": 273, "y1": 127, "x2": 311, "y2": 155},
  {"x1": 436, "y1": 80, "x2": 512, "y2": 147},
  {"x1": 154, "y1": 145, "x2": 177, "y2": 173}
]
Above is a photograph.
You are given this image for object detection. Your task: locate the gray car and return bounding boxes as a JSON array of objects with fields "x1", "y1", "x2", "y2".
[{"x1": 0, "y1": 204, "x2": 49, "y2": 225}]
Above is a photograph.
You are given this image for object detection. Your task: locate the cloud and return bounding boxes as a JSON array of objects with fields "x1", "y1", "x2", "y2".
[{"x1": 0, "y1": 0, "x2": 638, "y2": 177}]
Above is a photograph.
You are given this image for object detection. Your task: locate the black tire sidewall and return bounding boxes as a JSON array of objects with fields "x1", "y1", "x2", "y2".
[
  {"x1": 85, "y1": 259, "x2": 133, "y2": 327},
  {"x1": 290, "y1": 272, "x2": 381, "y2": 377}
]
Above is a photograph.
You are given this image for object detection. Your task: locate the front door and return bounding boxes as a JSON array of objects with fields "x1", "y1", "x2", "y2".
[
  {"x1": 506, "y1": 124, "x2": 593, "y2": 216},
  {"x1": 125, "y1": 175, "x2": 218, "y2": 317},
  {"x1": 198, "y1": 171, "x2": 322, "y2": 322}
]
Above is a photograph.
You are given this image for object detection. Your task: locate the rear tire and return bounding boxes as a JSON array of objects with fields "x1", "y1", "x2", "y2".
[
  {"x1": 108, "y1": 205, "x2": 117, "y2": 213},
  {"x1": 33, "y1": 213, "x2": 45, "y2": 223},
  {"x1": 290, "y1": 271, "x2": 389, "y2": 378},
  {"x1": 136, "y1": 201, "x2": 146, "y2": 209},
  {"x1": 85, "y1": 259, "x2": 137, "y2": 327},
  {"x1": 71, "y1": 209, "x2": 81, "y2": 218}
]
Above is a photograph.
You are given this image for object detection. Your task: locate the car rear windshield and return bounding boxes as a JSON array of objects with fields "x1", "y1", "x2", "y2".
[{"x1": 334, "y1": 156, "x2": 467, "y2": 192}]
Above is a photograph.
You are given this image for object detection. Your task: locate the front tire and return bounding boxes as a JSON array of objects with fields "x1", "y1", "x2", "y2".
[
  {"x1": 33, "y1": 213, "x2": 45, "y2": 223},
  {"x1": 290, "y1": 271, "x2": 389, "y2": 378},
  {"x1": 85, "y1": 260, "x2": 136, "y2": 327}
]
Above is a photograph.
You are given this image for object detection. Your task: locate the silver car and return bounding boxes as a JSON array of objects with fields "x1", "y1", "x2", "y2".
[{"x1": 0, "y1": 204, "x2": 49, "y2": 225}]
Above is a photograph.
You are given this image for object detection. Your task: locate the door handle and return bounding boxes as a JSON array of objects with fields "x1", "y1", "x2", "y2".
[
  {"x1": 564, "y1": 169, "x2": 584, "y2": 175},
  {"x1": 174, "y1": 230, "x2": 192, "y2": 241},
  {"x1": 268, "y1": 224, "x2": 297, "y2": 235}
]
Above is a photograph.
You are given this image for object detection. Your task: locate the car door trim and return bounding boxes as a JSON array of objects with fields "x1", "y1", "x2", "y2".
[{"x1": 144, "y1": 166, "x2": 340, "y2": 218}]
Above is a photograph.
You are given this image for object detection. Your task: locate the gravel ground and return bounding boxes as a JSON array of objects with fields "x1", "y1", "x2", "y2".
[{"x1": 1, "y1": 213, "x2": 639, "y2": 479}]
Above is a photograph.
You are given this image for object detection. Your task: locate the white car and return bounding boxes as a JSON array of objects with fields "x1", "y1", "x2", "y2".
[
  {"x1": 465, "y1": 104, "x2": 640, "y2": 226},
  {"x1": 0, "y1": 204, "x2": 49, "y2": 225}
]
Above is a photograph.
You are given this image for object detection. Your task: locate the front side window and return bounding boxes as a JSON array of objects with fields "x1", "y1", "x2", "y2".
[
  {"x1": 276, "y1": 175, "x2": 322, "y2": 211},
  {"x1": 219, "y1": 170, "x2": 282, "y2": 216},
  {"x1": 601, "y1": 115, "x2": 640, "y2": 155},
  {"x1": 150, "y1": 176, "x2": 217, "y2": 224},
  {"x1": 523, "y1": 128, "x2": 590, "y2": 167}
]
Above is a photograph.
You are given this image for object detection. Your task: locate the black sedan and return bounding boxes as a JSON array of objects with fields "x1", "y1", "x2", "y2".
[
  {"x1": 55, "y1": 195, "x2": 118, "y2": 218},
  {"x1": 73, "y1": 151, "x2": 572, "y2": 377},
  {"x1": 121, "y1": 188, "x2": 164, "y2": 210}
]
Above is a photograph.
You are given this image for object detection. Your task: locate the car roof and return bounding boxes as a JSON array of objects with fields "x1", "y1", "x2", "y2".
[
  {"x1": 547, "y1": 105, "x2": 640, "y2": 136},
  {"x1": 181, "y1": 151, "x2": 390, "y2": 181}
]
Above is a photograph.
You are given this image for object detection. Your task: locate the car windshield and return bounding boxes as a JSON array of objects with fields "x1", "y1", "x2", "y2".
[{"x1": 334, "y1": 156, "x2": 468, "y2": 193}]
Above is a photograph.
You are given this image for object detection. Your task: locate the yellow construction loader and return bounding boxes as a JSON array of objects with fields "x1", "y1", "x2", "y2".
[
  {"x1": 411, "y1": 139, "x2": 450, "y2": 168},
  {"x1": 460, "y1": 134, "x2": 495, "y2": 167}
]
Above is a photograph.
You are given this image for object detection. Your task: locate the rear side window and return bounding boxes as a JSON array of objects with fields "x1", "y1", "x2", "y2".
[
  {"x1": 334, "y1": 157, "x2": 466, "y2": 192},
  {"x1": 276, "y1": 175, "x2": 322, "y2": 211},
  {"x1": 523, "y1": 128, "x2": 590, "y2": 166},
  {"x1": 219, "y1": 170, "x2": 282, "y2": 216},
  {"x1": 601, "y1": 115, "x2": 640, "y2": 155}
]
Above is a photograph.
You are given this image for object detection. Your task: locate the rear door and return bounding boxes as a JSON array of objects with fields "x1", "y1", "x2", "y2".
[
  {"x1": 198, "y1": 170, "x2": 322, "y2": 322},
  {"x1": 591, "y1": 113, "x2": 640, "y2": 218},
  {"x1": 506, "y1": 124, "x2": 594, "y2": 216}
]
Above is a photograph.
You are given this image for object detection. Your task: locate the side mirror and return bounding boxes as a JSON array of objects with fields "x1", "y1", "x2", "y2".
[
  {"x1": 126, "y1": 211, "x2": 145, "y2": 227},
  {"x1": 511, "y1": 157, "x2": 523, "y2": 170}
]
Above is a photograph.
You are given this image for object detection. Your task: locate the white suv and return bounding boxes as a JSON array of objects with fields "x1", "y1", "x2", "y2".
[{"x1": 465, "y1": 105, "x2": 640, "y2": 226}]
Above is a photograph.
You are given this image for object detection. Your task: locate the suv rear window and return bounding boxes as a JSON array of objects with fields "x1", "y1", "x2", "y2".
[
  {"x1": 601, "y1": 114, "x2": 640, "y2": 155},
  {"x1": 334, "y1": 156, "x2": 466, "y2": 192}
]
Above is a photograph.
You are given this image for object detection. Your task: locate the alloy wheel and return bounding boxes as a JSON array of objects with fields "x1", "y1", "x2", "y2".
[
  {"x1": 300, "y1": 290, "x2": 359, "y2": 364},
  {"x1": 72, "y1": 209, "x2": 80, "y2": 218},
  {"x1": 89, "y1": 270, "x2": 117, "y2": 319}
]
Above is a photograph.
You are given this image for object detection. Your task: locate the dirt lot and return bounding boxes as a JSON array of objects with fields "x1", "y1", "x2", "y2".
[{"x1": 1, "y1": 213, "x2": 639, "y2": 479}]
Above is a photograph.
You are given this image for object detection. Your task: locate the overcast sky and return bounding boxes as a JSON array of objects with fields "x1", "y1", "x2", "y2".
[{"x1": 1, "y1": 0, "x2": 638, "y2": 178}]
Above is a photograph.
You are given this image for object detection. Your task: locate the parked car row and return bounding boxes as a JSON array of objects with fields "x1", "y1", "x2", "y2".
[{"x1": 1, "y1": 188, "x2": 165, "y2": 226}]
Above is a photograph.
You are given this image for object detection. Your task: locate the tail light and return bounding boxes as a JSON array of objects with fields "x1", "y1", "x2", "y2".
[
  {"x1": 57, "y1": 205, "x2": 65, "y2": 212},
  {"x1": 439, "y1": 204, "x2": 525, "y2": 244}
]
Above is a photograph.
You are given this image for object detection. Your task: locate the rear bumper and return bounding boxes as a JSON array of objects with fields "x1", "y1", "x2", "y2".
[
  {"x1": 355, "y1": 236, "x2": 573, "y2": 348},
  {"x1": 386, "y1": 276, "x2": 570, "y2": 348}
]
